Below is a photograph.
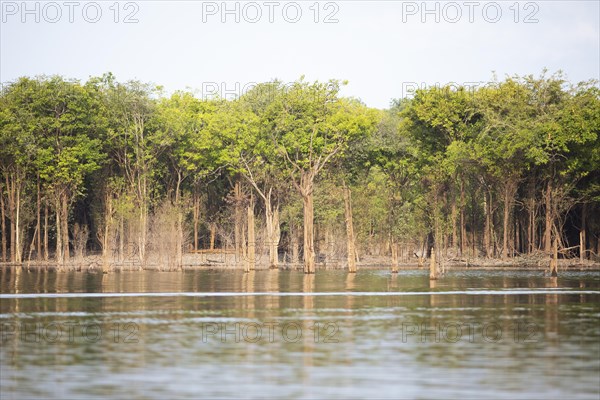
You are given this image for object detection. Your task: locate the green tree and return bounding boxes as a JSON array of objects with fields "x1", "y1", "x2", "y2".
[{"x1": 266, "y1": 79, "x2": 376, "y2": 273}]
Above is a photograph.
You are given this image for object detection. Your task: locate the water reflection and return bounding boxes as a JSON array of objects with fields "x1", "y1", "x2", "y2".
[{"x1": 0, "y1": 268, "x2": 599, "y2": 399}]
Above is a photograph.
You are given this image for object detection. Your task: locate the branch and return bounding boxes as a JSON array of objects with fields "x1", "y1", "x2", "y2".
[
  {"x1": 315, "y1": 144, "x2": 341, "y2": 175},
  {"x1": 241, "y1": 155, "x2": 267, "y2": 202}
]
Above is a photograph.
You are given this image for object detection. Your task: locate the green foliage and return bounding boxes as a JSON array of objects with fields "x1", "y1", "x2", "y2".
[{"x1": 1, "y1": 71, "x2": 598, "y2": 260}]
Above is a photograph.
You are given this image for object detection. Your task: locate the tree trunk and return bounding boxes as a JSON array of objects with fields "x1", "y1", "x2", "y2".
[
  {"x1": 265, "y1": 193, "x2": 280, "y2": 269},
  {"x1": 515, "y1": 219, "x2": 521, "y2": 255},
  {"x1": 544, "y1": 181, "x2": 552, "y2": 253},
  {"x1": 55, "y1": 195, "x2": 63, "y2": 265},
  {"x1": 325, "y1": 228, "x2": 335, "y2": 267},
  {"x1": 579, "y1": 231, "x2": 585, "y2": 263},
  {"x1": 138, "y1": 197, "x2": 147, "y2": 266},
  {"x1": 6, "y1": 174, "x2": 15, "y2": 263},
  {"x1": 290, "y1": 223, "x2": 299, "y2": 265},
  {"x1": 581, "y1": 203, "x2": 587, "y2": 261},
  {"x1": 43, "y1": 202, "x2": 49, "y2": 261},
  {"x1": 61, "y1": 191, "x2": 69, "y2": 261},
  {"x1": 0, "y1": 183, "x2": 6, "y2": 262},
  {"x1": 301, "y1": 172, "x2": 316, "y2": 274},
  {"x1": 343, "y1": 184, "x2": 357, "y2": 273},
  {"x1": 483, "y1": 190, "x2": 490, "y2": 258},
  {"x1": 102, "y1": 191, "x2": 112, "y2": 272},
  {"x1": 175, "y1": 175, "x2": 183, "y2": 270},
  {"x1": 234, "y1": 180, "x2": 243, "y2": 264},
  {"x1": 209, "y1": 223, "x2": 216, "y2": 250},
  {"x1": 502, "y1": 183, "x2": 516, "y2": 260},
  {"x1": 502, "y1": 184, "x2": 510, "y2": 260},
  {"x1": 460, "y1": 180, "x2": 466, "y2": 257},
  {"x1": 527, "y1": 179, "x2": 536, "y2": 254},
  {"x1": 15, "y1": 179, "x2": 21, "y2": 263},
  {"x1": 391, "y1": 239, "x2": 398, "y2": 273},
  {"x1": 119, "y1": 217, "x2": 124, "y2": 263},
  {"x1": 550, "y1": 235, "x2": 558, "y2": 277},
  {"x1": 471, "y1": 191, "x2": 477, "y2": 257},
  {"x1": 246, "y1": 194, "x2": 255, "y2": 272},
  {"x1": 429, "y1": 247, "x2": 437, "y2": 280},
  {"x1": 36, "y1": 178, "x2": 42, "y2": 259},
  {"x1": 193, "y1": 190, "x2": 200, "y2": 252},
  {"x1": 451, "y1": 202, "x2": 458, "y2": 254},
  {"x1": 302, "y1": 193, "x2": 315, "y2": 273}
]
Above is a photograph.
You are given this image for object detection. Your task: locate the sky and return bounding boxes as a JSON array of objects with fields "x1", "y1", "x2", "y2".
[{"x1": 1, "y1": 0, "x2": 599, "y2": 108}]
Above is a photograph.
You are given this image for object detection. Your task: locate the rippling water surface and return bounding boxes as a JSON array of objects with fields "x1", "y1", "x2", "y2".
[{"x1": 1, "y1": 268, "x2": 599, "y2": 399}]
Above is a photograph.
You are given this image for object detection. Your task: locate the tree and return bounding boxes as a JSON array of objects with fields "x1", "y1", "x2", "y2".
[
  {"x1": 266, "y1": 79, "x2": 376, "y2": 273},
  {"x1": 104, "y1": 79, "x2": 161, "y2": 266},
  {"x1": 401, "y1": 86, "x2": 481, "y2": 259},
  {"x1": 155, "y1": 92, "x2": 223, "y2": 268},
  {"x1": 475, "y1": 78, "x2": 534, "y2": 259}
]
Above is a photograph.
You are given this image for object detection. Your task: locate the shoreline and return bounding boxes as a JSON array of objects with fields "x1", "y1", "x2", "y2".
[{"x1": 2, "y1": 253, "x2": 599, "y2": 272}]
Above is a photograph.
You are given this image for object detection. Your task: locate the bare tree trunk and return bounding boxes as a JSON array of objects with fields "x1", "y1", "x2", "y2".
[
  {"x1": 102, "y1": 191, "x2": 112, "y2": 272},
  {"x1": 451, "y1": 202, "x2": 458, "y2": 254},
  {"x1": 502, "y1": 183, "x2": 510, "y2": 260},
  {"x1": 0, "y1": 183, "x2": 6, "y2": 262},
  {"x1": 36, "y1": 178, "x2": 42, "y2": 259},
  {"x1": 193, "y1": 190, "x2": 200, "y2": 251},
  {"x1": 6, "y1": 174, "x2": 15, "y2": 263},
  {"x1": 515, "y1": 219, "x2": 521, "y2": 255},
  {"x1": 265, "y1": 193, "x2": 280, "y2": 269},
  {"x1": 234, "y1": 180, "x2": 243, "y2": 264},
  {"x1": 544, "y1": 181, "x2": 552, "y2": 253},
  {"x1": 471, "y1": 192, "x2": 477, "y2": 258},
  {"x1": 460, "y1": 180, "x2": 466, "y2": 257},
  {"x1": 483, "y1": 190, "x2": 490, "y2": 258},
  {"x1": 303, "y1": 193, "x2": 315, "y2": 273},
  {"x1": 429, "y1": 247, "x2": 437, "y2": 280},
  {"x1": 581, "y1": 203, "x2": 587, "y2": 261},
  {"x1": 209, "y1": 223, "x2": 216, "y2": 250},
  {"x1": 579, "y1": 231, "x2": 585, "y2": 263},
  {"x1": 175, "y1": 175, "x2": 183, "y2": 269},
  {"x1": 301, "y1": 172, "x2": 316, "y2": 274},
  {"x1": 528, "y1": 203, "x2": 535, "y2": 254},
  {"x1": 61, "y1": 191, "x2": 69, "y2": 261},
  {"x1": 119, "y1": 217, "x2": 124, "y2": 263},
  {"x1": 43, "y1": 202, "x2": 49, "y2": 261},
  {"x1": 55, "y1": 195, "x2": 63, "y2": 266},
  {"x1": 15, "y1": 179, "x2": 21, "y2": 263},
  {"x1": 549, "y1": 235, "x2": 558, "y2": 277},
  {"x1": 325, "y1": 228, "x2": 335, "y2": 267},
  {"x1": 290, "y1": 223, "x2": 299, "y2": 265},
  {"x1": 391, "y1": 238, "x2": 398, "y2": 273},
  {"x1": 527, "y1": 179, "x2": 536, "y2": 254},
  {"x1": 138, "y1": 195, "x2": 147, "y2": 266},
  {"x1": 343, "y1": 184, "x2": 357, "y2": 273},
  {"x1": 247, "y1": 194, "x2": 255, "y2": 271}
]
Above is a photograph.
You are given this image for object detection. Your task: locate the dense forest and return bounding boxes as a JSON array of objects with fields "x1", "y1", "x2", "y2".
[{"x1": 1, "y1": 71, "x2": 599, "y2": 273}]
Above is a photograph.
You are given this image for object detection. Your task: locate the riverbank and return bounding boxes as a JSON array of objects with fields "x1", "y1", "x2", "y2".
[{"x1": 2, "y1": 252, "x2": 599, "y2": 272}]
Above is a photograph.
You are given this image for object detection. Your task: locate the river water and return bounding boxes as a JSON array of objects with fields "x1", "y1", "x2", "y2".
[{"x1": 1, "y1": 268, "x2": 599, "y2": 399}]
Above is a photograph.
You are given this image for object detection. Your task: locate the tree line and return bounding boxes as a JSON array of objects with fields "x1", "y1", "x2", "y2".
[{"x1": 1, "y1": 71, "x2": 598, "y2": 273}]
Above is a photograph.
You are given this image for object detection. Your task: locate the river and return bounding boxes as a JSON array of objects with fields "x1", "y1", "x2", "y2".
[{"x1": 1, "y1": 268, "x2": 599, "y2": 399}]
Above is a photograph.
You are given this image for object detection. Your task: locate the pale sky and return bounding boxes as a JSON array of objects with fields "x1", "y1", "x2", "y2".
[{"x1": 1, "y1": 0, "x2": 599, "y2": 108}]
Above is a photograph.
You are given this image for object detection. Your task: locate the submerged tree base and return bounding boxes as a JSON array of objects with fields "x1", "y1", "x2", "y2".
[{"x1": 5, "y1": 251, "x2": 598, "y2": 273}]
